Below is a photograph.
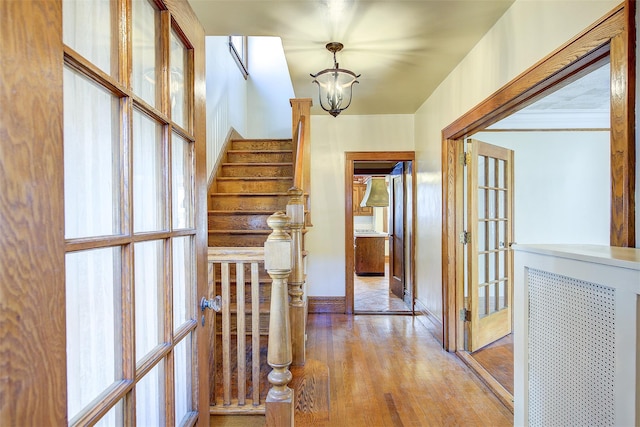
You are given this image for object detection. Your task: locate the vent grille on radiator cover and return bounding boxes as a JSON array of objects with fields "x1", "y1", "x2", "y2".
[{"x1": 528, "y1": 268, "x2": 616, "y2": 426}]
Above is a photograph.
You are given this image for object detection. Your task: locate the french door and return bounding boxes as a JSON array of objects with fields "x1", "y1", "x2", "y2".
[
  {"x1": 63, "y1": 0, "x2": 207, "y2": 425},
  {"x1": 465, "y1": 139, "x2": 514, "y2": 352}
]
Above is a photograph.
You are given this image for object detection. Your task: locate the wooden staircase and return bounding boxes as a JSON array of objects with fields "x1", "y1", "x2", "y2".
[
  {"x1": 209, "y1": 99, "x2": 325, "y2": 426},
  {"x1": 208, "y1": 138, "x2": 295, "y2": 248}
]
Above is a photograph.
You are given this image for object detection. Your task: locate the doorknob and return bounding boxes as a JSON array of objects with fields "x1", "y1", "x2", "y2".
[{"x1": 200, "y1": 296, "x2": 221, "y2": 326}]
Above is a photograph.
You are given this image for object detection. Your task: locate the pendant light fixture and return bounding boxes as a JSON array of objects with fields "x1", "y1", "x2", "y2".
[
  {"x1": 310, "y1": 42, "x2": 360, "y2": 117},
  {"x1": 360, "y1": 177, "x2": 389, "y2": 207}
]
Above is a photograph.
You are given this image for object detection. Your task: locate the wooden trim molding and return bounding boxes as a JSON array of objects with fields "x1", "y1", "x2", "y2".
[
  {"x1": 344, "y1": 151, "x2": 416, "y2": 315},
  {"x1": 308, "y1": 297, "x2": 346, "y2": 314},
  {"x1": 414, "y1": 299, "x2": 444, "y2": 345},
  {"x1": 441, "y1": 2, "x2": 635, "y2": 351}
]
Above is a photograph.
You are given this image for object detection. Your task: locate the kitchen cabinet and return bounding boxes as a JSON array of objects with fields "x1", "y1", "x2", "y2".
[
  {"x1": 355, "y1": 235, "x2": 385, "y2": 276},
  {"x1": 353, "y1": 183, "x2": 373, "y2": 216}
]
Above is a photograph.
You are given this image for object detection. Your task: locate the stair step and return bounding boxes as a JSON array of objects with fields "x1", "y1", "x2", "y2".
[
  {"x1": 215, "y1": 312, "x2": 270, "y2": 335},
  {"x1": 209, "y1": 232, "x2": 272, "y2": 247},
  {"x1": 209, "y1": 211, "x2": 274, "y2": 230},
  {"x1": 220, "y1": 163, "x2": 293, "y2": 178},
  {"x1": 209, "y1": 193, "x2": 290, "y2": 211},
  {"x1": 231, "y1": 139, "x2": 292, "y2": 151},
  {"x1": 215, "y1": 177, "x2": 293, "y2": 193},
  {"x1": 227, "y1": 150, "x2": 293, "y2": 164}
]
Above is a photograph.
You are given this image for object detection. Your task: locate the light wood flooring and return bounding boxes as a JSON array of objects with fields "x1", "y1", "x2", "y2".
[
  {"x1": 305, "y1": 313, "x2": 513, "y2": 426},
  {"x1": 354, "y1": 262, "x2": 411, "y2": 313},
  {"x1": 470, "y1": 334, "x2": 514, "y2": 395}
]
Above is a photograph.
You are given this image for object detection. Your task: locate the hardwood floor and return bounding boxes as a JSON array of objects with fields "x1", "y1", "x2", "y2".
[
  {"x1": 304, "y1": 313, "x2": 513, "y2": 426},
  {"x1": 470, "y1": 334, "x2": 514, "y2": 395},
  {"x1": 354, "y1": 262, "x2": 411, "y2": 313}
]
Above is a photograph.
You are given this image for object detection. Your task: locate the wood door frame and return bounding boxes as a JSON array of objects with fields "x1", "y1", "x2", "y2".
[
  {"x1": 441, "y1": 2, "x2": 636, "y2": 351},
  {"x1": 345, "y1": 151, "x2": 416, "y2": 314}
]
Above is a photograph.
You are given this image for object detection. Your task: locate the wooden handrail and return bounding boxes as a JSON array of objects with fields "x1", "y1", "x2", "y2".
[{"x1": 292, "y1": 116, "x2": 305, "y2": 190}]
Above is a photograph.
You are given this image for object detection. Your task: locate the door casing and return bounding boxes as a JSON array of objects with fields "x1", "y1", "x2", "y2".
[
  {"x1": 345, "y1": 151, "x2": 416, "y2": 314},
  {"x1": 442, "y1": 2, "x2": 636, "y2": 352}
]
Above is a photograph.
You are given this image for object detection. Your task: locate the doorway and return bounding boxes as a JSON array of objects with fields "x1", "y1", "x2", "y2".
[
  {"x1": 443, "y1": 4, "x2": 635, "y2": 409},
  {"x1": 345, "y1": 152, "x2": 416, "y2": 315}
]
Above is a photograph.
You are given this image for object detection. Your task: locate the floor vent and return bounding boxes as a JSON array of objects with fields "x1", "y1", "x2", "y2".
[{"x1": 528, "y1": 268, "x2": 616, "y2": 426}]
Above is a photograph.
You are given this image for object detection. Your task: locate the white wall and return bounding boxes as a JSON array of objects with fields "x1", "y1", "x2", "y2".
[
  {"x1": 412, "y1": 0, "x2": 620, "y2": 323},
  {"x1": 246, "y1": 37, "x2": 295, "y2": 139},
  {"x1": 306, "y1": 114, "x2": 414, "y2": 296},
  {"x1": 205, "y1": 36, "x2": 248, "y2": 177},
  {"x1": 205, "y1": 36, "x2": 294, "y2": 180},
  {"x1": 473, "y1": 131, "x2": 610, "y2": 245}
]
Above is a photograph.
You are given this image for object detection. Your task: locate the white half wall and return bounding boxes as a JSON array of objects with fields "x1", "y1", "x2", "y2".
[
  {"x1": 473, "y1": 131, "x2": 610, "y2": 245},
  {"x1": 413, "y1": 0, "x2": 620, "y2": 322},
  {"x1": 307, "y1": 114, "x2": 414, "y2": 297}
]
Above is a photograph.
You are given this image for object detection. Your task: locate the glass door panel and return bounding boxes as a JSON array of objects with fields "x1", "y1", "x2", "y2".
[
  {"x1": 62, "y1": 0, "x2": 113, "y2": 75},
  {"x1": 171, "y1": 133, "x2": 194, "y2": 230},
  {"x1": 63, "y1": 66, "x2": 120, "y2": 239},
  {"x1": 169, "y1": 29, "x2": 188, "y2": 129},
  {"x1": 174, "y1": 335, "x2": 193, "y2": 424},
  {"x1": 134, "y1": 240, "x2": 165, "y2": 363},
  {"x1": 136, "y1": 361, "x2": 165, "y2": 425},
  {"x1": 132, "y1": 0, "x2": 160, "y2": 107},
  {"x1": 172, "y1": 236, "x2": 193, "y2": 330},
  {"x1": 66, "y1": 247, "x2": 121, "y2": 421},
  {"x1": 133, "y1": 109, "x2": 165, "y2": 233}
]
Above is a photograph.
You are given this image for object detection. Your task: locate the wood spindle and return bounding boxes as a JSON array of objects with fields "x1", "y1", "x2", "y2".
[
  {"x1": 221, "y1": 262, "x2": 231, "y2": 405},
  {"x1": 251, "y1": 261, "x2": 261, "y2": 405},
  {"x1": 236, "y1": 262, "x2": 246, "y2": 405},
  {"x1": 287, "y1": 187, "x2": 306, "y2": 366},
  {"x1": 264, "y1": 212, "x2": 294, "y2": 426}
]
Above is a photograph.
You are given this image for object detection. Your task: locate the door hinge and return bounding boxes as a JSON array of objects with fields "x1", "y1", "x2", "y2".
[
  {"x1": 459, "y1": 230, "x2": 470, "y2": 245},
  {"x1": 462, "y1": 151, "x2": 471, "y2": 166},
  {"x1": 460, "y1": 308, "x2": 471, "y2": 322}
]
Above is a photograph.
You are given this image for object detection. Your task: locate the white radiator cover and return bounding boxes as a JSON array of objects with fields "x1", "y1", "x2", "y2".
[{"x1": 514, "y1": 245, "x2": 640, "y2": 427}]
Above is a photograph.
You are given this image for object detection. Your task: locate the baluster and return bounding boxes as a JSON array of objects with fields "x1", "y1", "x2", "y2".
[
  {"x1": 287, "y1": 187, "x2": 306, "y2": 366},
  {"x1": 264, "y1": 212, "x2": 294, "y2": 426}
]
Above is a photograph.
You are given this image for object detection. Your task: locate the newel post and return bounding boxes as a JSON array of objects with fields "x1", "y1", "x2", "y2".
[
  {"x1": 264, "y1": 212, "x2": 294, "y2": 426},
  {"x1": 287, "y1": 187, "x2": 306, "y2": 366}
]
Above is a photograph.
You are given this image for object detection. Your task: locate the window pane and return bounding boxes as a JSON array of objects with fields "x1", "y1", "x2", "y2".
[
  {"x1": 132, "y1": 0, "x2": 159, "y2": 107},
  {"x1": 133, "y1": 109, "x2": 164, "y2": 232},
  {"x1": 172, "y1": 133, "x2": 194, "y2": 229},
  {"x1": 63, "y1": 0, "x2": 112, "y2": 74},
  {"x1": 136, "y1": 361, "x2": 165, "y2": 425},
  {"x1": 170, "y1": 29, "x2": 187, "y2": 129},
  {"x1": 174, "y1": 335, "x2": 193, "y2": 424},
  {"x1": 94, "y1": 400, "x2": 124, "y2": 427},
  {"x1": 173, "y1": 237, "x2": 193, "y2": 329},
  {"x1": 66, "y1": 247, "x2": 121, "y2": 420},
  {"x1": 64, "y1": 67, "x2": 120, "y2": 239},
  {"x1": 135, "y1": 240, "x2": 164, "y2": 362}
]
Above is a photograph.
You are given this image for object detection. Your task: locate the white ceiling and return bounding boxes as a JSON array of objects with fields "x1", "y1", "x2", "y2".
[
  {"x1": 188, "y1": 0, "x2": 515, "y2": 116},
  {"x1": 487, "y1": 62, "x2": 611, "y2": 130}
]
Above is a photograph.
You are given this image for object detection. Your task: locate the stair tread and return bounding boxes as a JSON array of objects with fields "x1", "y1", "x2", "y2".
[
  {"x1": 209, "y1": 210, "x2": 277, "y2": 215},
  {"x1": 209, "y1": 229, "x2": 271, "y2": 235},
  {"x1": 227, "y1": 149, "x2": 292, "y2": 153},
  {"x1": 222, "y1": 162, "x2": 293, "y2": 166},
  {"x1": 216, "y1": 176, "x2": 293, "y2": 181},
  {"x1": 210, "y1": 192, "x2": 292, "y2": 196}
]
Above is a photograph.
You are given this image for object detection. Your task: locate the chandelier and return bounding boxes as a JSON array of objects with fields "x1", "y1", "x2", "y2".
[{"x1": 310, "y1": 42, "x2": 360, "y2": 117}]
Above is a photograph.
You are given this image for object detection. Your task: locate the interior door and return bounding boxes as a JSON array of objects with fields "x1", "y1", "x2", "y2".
[
  {"x1": 62, "y1": 1, "x2": 208, "y2": 425},
  {"x1": 466, "y1": 139, "x2": 514, "y2": 352},
  {"x1": 389, "y1": 163, "x2": 405, "y2": 299}
]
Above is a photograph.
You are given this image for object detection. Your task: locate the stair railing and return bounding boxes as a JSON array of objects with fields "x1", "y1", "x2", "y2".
[{"x1": 207, "y1": 247, "x2": 266, "y2": 414}]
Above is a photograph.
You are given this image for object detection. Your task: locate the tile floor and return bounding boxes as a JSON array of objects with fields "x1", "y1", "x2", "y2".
[{"x1": 353, "y1": 262, "x2": 411, "y2": 312}]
